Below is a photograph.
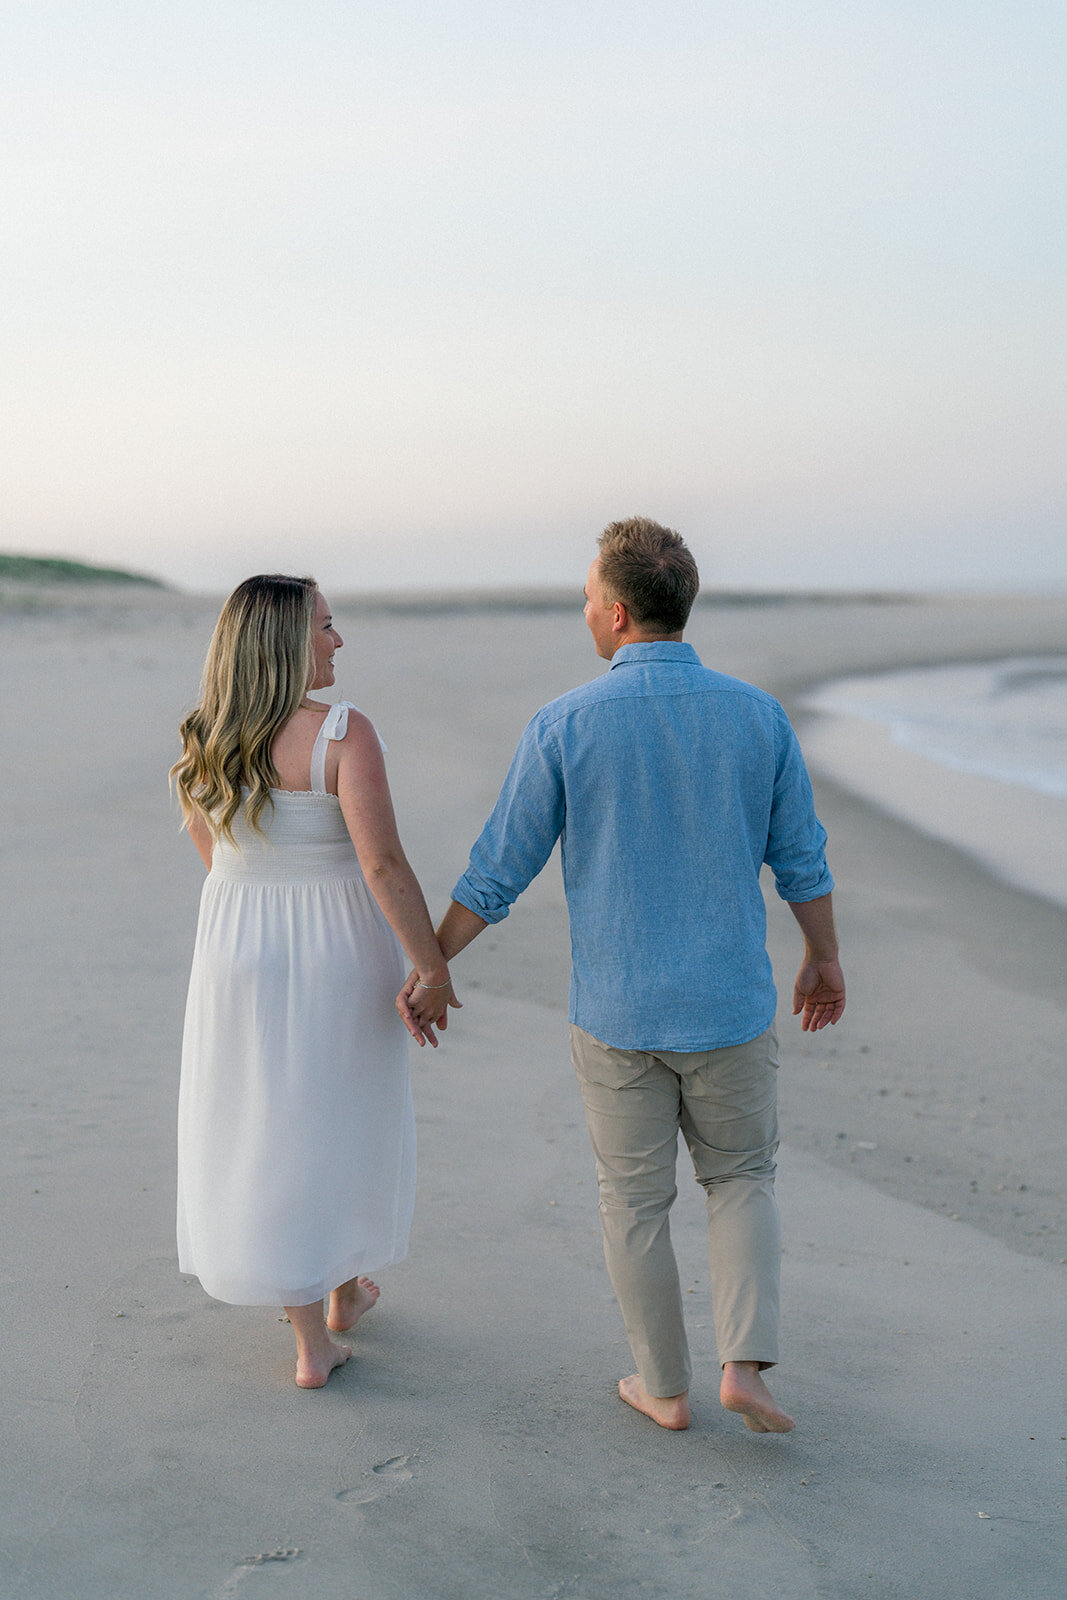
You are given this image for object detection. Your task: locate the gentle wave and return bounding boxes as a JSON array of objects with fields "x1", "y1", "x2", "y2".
[{"x1": 804, "y1": 657, "x2": 1067, "y2": 799}]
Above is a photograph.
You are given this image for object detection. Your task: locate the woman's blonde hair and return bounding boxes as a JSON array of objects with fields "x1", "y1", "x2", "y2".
[{"x1": 171, "y1": 574, "x2": 318, "y2": 844}]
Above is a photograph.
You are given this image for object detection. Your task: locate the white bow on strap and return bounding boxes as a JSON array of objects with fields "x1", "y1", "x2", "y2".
[{"x1": 320, "y1": 701, "x2": 351, "y2": 744}]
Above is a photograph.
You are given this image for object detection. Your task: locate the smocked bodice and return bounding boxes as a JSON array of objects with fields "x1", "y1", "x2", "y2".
[
  {"x1": 207, "y1": 701, "x2": 372, "y2": 885},
  {"x1": 209, "y1": 792, "x2": 362, "y2": 883}
]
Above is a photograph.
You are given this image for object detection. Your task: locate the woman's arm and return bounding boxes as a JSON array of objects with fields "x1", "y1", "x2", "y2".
[
  {"x1": 335, "y1": 714, "x2": 459, "y2": 1041},
  {"x1": 186, "y1": 811, "x2": 214, "y2": 871}
]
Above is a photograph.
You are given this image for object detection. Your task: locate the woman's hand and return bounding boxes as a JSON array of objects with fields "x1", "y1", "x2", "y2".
[{"x1": 396, "y1": 971, "x2": 462, "y2": 1048}]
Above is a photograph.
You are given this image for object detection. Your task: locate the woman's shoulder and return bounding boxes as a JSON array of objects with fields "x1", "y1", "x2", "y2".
[
  {"x1": 332, "y1": 703, "x2": 385, "y2": 757},
  {"x1": 332, "y1": 701, "x2": 372, "y2": 732},
  {"x1": 299, "y1": 698, "x2": 372, "y2": 736}
]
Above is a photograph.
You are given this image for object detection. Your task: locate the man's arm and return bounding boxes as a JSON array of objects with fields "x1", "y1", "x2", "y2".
[
  {"x1": 436, "y1": 900, "x2": 490, "y2": 961},
  {"x1": 788, "y1": 892, "x2": 845, "y2": 1032}
]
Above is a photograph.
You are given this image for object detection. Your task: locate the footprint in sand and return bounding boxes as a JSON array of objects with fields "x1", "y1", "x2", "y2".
[
  {"x1": 371, "y1": 1453, "x2": 416, "y2": 1479},
  {"x1": 217, "y1": 1549, "x2": 301, "y2": 1595},
  {"x1": 337, "y1": 1452, "x2": 417, "y2": 1505}
]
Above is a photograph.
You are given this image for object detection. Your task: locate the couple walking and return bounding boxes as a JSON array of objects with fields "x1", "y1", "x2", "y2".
[{"x1": 173, "y1": 518, "x2": 844, "y2": 1431}]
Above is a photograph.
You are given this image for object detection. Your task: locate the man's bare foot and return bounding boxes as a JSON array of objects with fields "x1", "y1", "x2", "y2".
[
  {"x1": 327, "y1": 1276, "x2": 381, "y2": 1333},
  {"x1": 720, "y1": 1361, "x2": 795, "y2": 1433},
  {"x1": 618, "y1": 1373, "x2": 691, "y2": 1430},
  {"x1": 295, "y1": 1336, "x2": 351, "y2": 1389}
]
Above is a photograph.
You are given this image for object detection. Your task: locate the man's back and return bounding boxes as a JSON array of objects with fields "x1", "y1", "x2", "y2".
[{"x1": 454, "y1": 640, "x2": 833, "y2": 1051}]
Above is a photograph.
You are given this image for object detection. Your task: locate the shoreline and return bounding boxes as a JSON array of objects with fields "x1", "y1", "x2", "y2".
[{"x1": 797, "y1": 702, "x2": 1067, "y2": 913}]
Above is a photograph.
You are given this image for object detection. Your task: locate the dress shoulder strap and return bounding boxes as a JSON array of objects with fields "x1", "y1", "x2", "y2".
[{"x1": 309, "y1": 701, "x2": 387, "y2": 794}]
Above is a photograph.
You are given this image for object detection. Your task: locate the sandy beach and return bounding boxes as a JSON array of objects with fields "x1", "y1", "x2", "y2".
[{"x1": 1, "y1": 582, "x2": 1064, "y2": 1599}]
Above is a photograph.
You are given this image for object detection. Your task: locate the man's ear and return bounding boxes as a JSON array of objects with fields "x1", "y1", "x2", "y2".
[{"x1": 612, "y1": 601, "x2": 628, "y2": 633}]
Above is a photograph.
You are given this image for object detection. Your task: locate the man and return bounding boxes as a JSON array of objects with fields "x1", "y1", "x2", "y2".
[{"x1": 403, "y1": 518, "x2": 845, "y2": 1433}]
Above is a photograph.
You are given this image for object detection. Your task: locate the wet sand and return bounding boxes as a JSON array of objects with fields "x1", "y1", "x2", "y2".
[{"x1": 1, "y1": 583, "x2": 1064, "y2": 1598}]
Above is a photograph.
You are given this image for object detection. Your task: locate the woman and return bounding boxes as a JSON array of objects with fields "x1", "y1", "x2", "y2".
[{"x1": 172, "y1": 574, "x2": 458, "y2": 1388}]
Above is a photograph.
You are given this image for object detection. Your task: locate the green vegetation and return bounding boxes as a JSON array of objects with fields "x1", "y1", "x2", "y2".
[{"x1": 0, "y1": 553, "x2": 164, "y2": 586}]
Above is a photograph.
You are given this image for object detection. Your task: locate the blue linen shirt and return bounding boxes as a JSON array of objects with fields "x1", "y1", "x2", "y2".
[{"x1": 452, "y1": 641, "x2": 833, "y2": 1051}]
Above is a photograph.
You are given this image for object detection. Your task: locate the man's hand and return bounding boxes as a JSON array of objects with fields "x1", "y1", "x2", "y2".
[
  {"x1": 787, "y1": 893, "x2": 844, "y2": 1031},
  {"x1": 792, "y1": 957, "x2": 846, "y2": 1032}
]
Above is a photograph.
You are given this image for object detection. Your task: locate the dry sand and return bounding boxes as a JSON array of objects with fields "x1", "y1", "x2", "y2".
[{"x1": 1, "y1": 583, "x2": 1064, "y2": 1599}]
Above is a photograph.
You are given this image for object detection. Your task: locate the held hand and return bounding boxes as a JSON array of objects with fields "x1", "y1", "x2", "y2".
[
  {"x1": 792, "y1": 957, "x2": 846, "y2": 1032},
  {"x1": 396, "y1": 970, "x2": 462, "y2": 1048}
]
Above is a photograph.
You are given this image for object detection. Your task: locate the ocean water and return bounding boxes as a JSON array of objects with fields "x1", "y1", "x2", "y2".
[
  {"x1": 800, "y1": 656, "x2": 1067, "y2": 911},
  {"x1": 804, "y1": 657, "x2": 1067, "y2": 800}
]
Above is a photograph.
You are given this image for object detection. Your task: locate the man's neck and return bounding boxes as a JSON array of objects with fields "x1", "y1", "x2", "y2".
[{"x1": 607, "y1": 630, "x2": 684, "y2": 658}]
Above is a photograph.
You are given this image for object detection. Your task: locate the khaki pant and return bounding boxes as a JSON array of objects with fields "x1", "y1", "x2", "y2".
[{"x1": 570, "y1": 1023, "x2": 781, "y2": 1398}]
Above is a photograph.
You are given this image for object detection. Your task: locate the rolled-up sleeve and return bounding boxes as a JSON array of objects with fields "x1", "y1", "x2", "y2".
[
  {"x1": 764, "y1": 712, "x2": 835, "y2": 903},
  {"x1": 451, "y1": 714, "x2": 566, "y2": 924}
]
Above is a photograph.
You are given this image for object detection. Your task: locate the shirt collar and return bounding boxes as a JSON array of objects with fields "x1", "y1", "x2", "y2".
[{"x1": 609, "y1": 640, "x2": 701, "y2": 670}]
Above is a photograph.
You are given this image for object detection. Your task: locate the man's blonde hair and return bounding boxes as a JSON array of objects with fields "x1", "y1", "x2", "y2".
[
  {"x1": 171, "y1": 574, "x2": 318, "y2": 845},
  {"x1": 597, "y1": 518, "x2": 699, "y2": 634}
]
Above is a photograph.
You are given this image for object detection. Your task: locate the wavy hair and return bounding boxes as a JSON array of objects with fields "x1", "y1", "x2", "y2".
[{"x1": 171, "y1": 574, "x2": 318, "y2": 845}]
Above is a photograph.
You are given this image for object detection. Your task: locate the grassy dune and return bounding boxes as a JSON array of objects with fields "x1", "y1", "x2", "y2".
[{"x1": 0, "y1": 553, "x2": 164, "y2": 586}]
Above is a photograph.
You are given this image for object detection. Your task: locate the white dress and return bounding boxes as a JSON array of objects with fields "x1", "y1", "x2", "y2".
[{"x1": 176, "y1": 703, "x2": 415, "y2": 1306}]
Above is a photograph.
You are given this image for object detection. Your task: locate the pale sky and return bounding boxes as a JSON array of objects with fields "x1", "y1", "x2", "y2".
[{"x1": 3, "y1": 1, "x2": 1064, "y2": 594}]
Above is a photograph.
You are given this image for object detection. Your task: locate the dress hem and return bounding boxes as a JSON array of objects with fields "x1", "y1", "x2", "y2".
[{"x1": 177, "y1": 1239, "x2": 411, "y2": 1308}]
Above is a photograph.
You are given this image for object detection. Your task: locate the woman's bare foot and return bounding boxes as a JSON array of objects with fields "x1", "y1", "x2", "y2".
[
  {"x1": 618, "y1": 1373, "x2": 691, "y2": 1430},
  {"x1": 285, "y1": 1299, "x2": 352, "y2": 1389},
  {"x1": 720, "y1": 1361, "x2": 795, "y2": 1432},
  {"x1": 327, "y1": 1276, "x2": 381, "y2": 1333},
  {"x1": 295, "y1": 1336, "x2": 351, "y2": 1389}
]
